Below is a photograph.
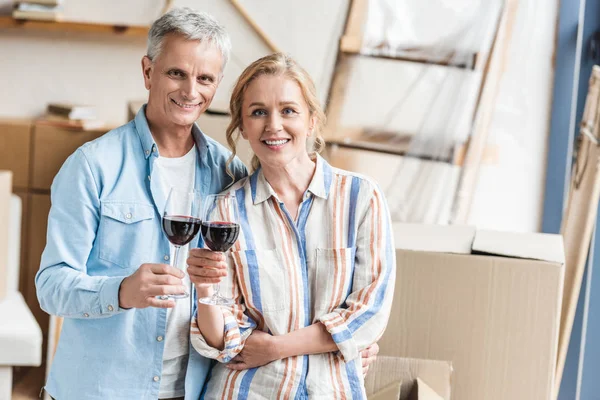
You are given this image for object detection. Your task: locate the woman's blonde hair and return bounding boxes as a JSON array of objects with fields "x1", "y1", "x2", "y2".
[{"x1": 225, "y1": 53, "x2": 326, "y2": 178}]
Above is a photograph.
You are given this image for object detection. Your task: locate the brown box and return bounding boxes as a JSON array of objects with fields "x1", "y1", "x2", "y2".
[
  {"x1": 26, "y1": 193, "x2": 51, "y2": 334},
  {"x1": 365, "y1": 356, "x2": 452, "y2": 400},
  {"x1": 381, "y1": 223, "x2": 565, "y2": 400},
  {"x1": 31, "y1": 124, "x2": 107, "y2": 191},
  {"x1": 0, "y1": 119, "x2": 32, "y2": 190},
  {"x1": 0, "y1": 171, "x2": 12, "y2": 300}
]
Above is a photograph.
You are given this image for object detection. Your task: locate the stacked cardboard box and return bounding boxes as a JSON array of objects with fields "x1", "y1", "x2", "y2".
[
  {"x1": 0, "y1": 120, "x2": 108, "y2": 333},
  {"x1": 381, "y1": 223, "x2": 564, "y2": 400}
]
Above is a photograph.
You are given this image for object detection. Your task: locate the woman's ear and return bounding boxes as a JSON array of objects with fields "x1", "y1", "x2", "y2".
[
  {"x1": 308, "y1": 115, "x2": 317, "y2": 137},
  {"x1": 240, "y1": 127, "x2": 248, "y2": 140}
]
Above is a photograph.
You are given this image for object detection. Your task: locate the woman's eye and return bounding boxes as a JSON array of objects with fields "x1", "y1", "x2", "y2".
[
  {"x1": 252, "y1": 109, "x2": 267, "y2": 116},
  {"x1": 282, "y1": 108, "x2": 296, "y2": 115}
]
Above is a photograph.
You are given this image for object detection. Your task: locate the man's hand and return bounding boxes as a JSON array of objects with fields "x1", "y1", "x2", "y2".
[
  {"x1": 187, "y1": 248, "x2": 228, "y2": 293},
  {"x1": 361, "y1": 343, "x2": 379, "y2": 377},
  {"x1": 226, "y1": 330, "x2": 279, "y2": 370},
  {"x1": 118, "y1": 263, "x2": 186, "y2": 309}
]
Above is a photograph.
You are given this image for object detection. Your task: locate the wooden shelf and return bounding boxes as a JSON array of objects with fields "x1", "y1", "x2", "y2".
[{"x1": 0, "y1": 16, "x2": 149, "y2": 37}]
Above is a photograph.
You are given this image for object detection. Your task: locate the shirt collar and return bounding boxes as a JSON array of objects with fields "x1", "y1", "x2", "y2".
[
  {"x1": 250, "y1": 153, "x2": 333, "y2": 205},
  {"x1": 134, "y1": 104, "x2": 209, "y2": 162}
]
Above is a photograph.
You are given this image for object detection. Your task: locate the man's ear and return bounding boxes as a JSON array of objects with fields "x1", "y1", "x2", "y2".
[{"x1": 141, "y1": 56, "x2": 153, "y2": 90}]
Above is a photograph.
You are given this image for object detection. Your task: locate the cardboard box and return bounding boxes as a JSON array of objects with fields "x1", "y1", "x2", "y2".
[
  {"x1": 26, "y1": 193, "x2": 51, "y2": 334},
  {"x1": 0, "y1": 171, "x2": 12, "y2": 300},
  {"x1": 0, "y1": 119, "x2": 32, "y2": 190},
  {"x1": 380, "y1": 223, "x2": 564, "y2": 400},
  {"x1": 365, "y1": 356, "x2": 452, "y2": 400},
  {"x1": 31, "y1": 124, "x2": 107, "y2": 191}
]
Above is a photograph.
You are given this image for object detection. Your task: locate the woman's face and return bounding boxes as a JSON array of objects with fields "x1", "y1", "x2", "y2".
[{"x1": 240, "y1": 74, "x2": 315, "y2": 170}]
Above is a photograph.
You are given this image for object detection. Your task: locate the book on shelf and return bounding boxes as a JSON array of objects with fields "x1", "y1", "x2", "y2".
[
  {"x1": 46, "y1": 102, "x2": 97, "y2": 121},
  {"x1": 13, "y1": 2, "x2": 63, "y2": 22},
  {"x1": 37, "y1": 114, "x2": 106, "y2": 131},
  {"x1": 16, "y1": 0, "x2": 62, "y2": 6}
]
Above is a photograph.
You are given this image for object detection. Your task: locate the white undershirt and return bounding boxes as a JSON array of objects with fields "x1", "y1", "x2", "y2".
[{"x1": 153, "y1": 145, "x2": 196, "y2": 399}]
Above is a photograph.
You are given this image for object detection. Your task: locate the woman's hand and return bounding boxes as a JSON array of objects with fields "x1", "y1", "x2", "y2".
[
  {"x1": 226, "y1": 330, "x2": 280, "y2": 370},
  {"x1": 361, "y1": 343, "x2": 379, "y2": 377},
  {"x1": 187, "y1": 248, "x2": 228, "y2": 293}
]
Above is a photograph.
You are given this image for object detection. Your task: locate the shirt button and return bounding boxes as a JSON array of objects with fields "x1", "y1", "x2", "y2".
[
  {"x1": 164, "y1": 255, "x2": 170, "y2": 261},
  {"x1": 125, "y1": 213, "x2": 132, "y2": 220},
  {"x1": 83, "y1": 313, "x2": 89, "y2": 318},
  {"x1": 145, "y1": 150, "x2": 150, "y2": 155},
  {"x1": 157, "y1": 336, "x2": 163, "y2": 342},
  {"x1": 153, "y1": 376, "x2": 160, "y2": 382},
  {"x1": 107, "y1": 305, "x2": 114, "y2": 312}
]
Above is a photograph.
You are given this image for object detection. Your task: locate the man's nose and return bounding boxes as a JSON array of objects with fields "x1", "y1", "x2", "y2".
[{"x1": 181, "y1": 78, "x2": 199, "y2": 100}]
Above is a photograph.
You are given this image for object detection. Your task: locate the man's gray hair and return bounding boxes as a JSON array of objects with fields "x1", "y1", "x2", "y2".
[{"x1": 147, "y1": 7, "x2": 231, "y2": 72}]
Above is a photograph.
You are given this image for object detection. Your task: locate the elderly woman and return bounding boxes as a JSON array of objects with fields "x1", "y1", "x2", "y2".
[{"x1": 187, "y1": 53, "x2": 395, "y2": 399}]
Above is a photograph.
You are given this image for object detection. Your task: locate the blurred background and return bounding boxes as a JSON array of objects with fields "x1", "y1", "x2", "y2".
[{"x1": 0, "y1": 0, "x2": 597, "y2": 399}]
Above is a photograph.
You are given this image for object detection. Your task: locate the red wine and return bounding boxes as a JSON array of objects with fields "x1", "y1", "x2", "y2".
[
  {"x1": 162, "y1": 215, "x2": 201, "y2": 246},
  {"x1": 201, "y1": 221, "x2": 240, "y2": 252}
]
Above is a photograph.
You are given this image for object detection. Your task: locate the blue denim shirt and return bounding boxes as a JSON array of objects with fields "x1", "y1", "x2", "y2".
[{"x1": 35, "y1": 106, "x2": 247, "y2": 400}]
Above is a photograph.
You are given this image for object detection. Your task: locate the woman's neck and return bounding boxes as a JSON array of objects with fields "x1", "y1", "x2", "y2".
[{"x1": 261, "y1": 154, "x2": 316, "y2": 205}]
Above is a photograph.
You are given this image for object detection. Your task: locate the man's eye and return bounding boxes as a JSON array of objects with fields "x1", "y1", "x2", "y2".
[
  {"x1": 169, "y1": 70, "x2": 183, "y2": 77},
  {"x1": 199, "y1": 75, "x2": 214, "y2": 83}
]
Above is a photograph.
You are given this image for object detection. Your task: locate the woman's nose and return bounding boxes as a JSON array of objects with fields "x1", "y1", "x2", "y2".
[{"x1": 265, "y1": 114, "x2": 283, "y2": 132}]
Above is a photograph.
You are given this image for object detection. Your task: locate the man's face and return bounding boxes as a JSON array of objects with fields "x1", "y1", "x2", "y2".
[{"x1": 142, "y1": 33, "x2": 223, "y2": 128}]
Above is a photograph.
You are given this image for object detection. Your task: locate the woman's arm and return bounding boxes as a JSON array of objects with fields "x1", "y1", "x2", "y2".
[
  {"x1": 188, "y1": 248, "x2": 256, "y2": 362},
  {"x1": 317, "y1": 183, "x2": 396, "y2": 362}
]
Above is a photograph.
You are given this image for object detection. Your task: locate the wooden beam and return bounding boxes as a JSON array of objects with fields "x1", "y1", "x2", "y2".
[
  {"x1": 0, "y1": 16, "x2": 148, "y2": 37},
  {"x1": 229, "y1": 0, "x2": 280, "y2": 53}
]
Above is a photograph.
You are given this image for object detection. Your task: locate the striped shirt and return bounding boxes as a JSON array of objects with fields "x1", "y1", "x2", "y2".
[{"x1": 191, "y1": 155, "x2": 396, "y2": 399}]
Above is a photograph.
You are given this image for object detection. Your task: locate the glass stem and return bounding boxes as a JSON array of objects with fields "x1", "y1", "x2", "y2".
[
  {"x1": 214, "y1": 282, "x2": 220, "y2": 298},
  {"x1": 173, "y1": 245, "x2": 181, "y2": 268}
]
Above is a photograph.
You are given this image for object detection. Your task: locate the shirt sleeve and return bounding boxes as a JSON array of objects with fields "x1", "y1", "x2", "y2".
[
  {"x1": 317, "y1": 183, "x2": 396, "y2": 362},
  {"x1": 35, "y1": 149, "x2": 128, "y2": 319},
  {"x1": 190, "y1": 255, "x2": 257, "y2": 363}
]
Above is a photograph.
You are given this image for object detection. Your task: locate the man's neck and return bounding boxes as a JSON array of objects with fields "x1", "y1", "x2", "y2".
[{"x1": 146, "y1": 108, "x2": 195, "y2": 158}]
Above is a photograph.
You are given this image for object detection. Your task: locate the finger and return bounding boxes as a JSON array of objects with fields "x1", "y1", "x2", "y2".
[
  {"x1": 150, "y1": 263, "x2": 185, "y2": 278},
  {"x1": 226, "y1": 362, "x2": 248, "y2": 370},
  {"x1": 187, "y1": 265, "x2": 228, "y2": 278},
  {"x1": 232, "y1": 355, "x2": 243, "y2": 362},
  {"x1": 189, "y1": 248, "x2": 226, "y2": 261},
  {"x1": 147, "y1": 298, "x2": 176, "y2": 308},
  {"x1": 190, "y1": 276, "x2": 223, "y2": 285},
  {"x1": 187, "y1": 256, "x2": 227, "y2": 269},
  {"x1": 148, "y1": 285, "x2": 188, "y2": 297},
  {"x1": 152, "y1": 274, "x2": 184, "y2": 286},
  {"x1": 362, "y1": 366, "x2": 369, "y2": 377}
]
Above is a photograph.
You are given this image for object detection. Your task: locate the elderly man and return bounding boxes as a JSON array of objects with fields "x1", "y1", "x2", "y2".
[{"x1": 36, "y1": 7, "x2": 377, "y2": 400}]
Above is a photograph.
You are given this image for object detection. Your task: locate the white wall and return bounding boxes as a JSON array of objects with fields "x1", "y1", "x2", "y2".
[{"x1": 0, "y1": 0, "x2": 556, "y2": 233}]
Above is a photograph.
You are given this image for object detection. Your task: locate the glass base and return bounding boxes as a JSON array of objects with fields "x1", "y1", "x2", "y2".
[
  {"x1": 198, "y1": 294, "x2": 234, "y2": 306},
  {"x1": 157, "y1": 291, "x2": 190, "y2": 300}
]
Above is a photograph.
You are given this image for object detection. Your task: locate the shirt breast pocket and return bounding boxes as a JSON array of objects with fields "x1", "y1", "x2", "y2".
[
  {"x1": 314, "y1": 247, "x2": 356, "y2": 312},
  {"x1": 230, "y1": 249, "x2": 289, "y2": 313},
  {"x1": 98, "y1": 201, "x2": 156, "y2": 269}
]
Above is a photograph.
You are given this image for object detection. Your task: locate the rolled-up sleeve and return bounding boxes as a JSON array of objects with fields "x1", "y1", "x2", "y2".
[
  {"x1": 318, "y1": 185, "x2": 396, "y2": 361},
  {"x1": 190, "y1": 251, "x2": 257, "y2": 363},
  {"x1": 35, "y1": 149, "x2": 127, "y2": 319}
]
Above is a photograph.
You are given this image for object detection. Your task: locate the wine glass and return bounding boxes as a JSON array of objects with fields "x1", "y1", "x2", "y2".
[
  {"x1": 159, "y1": 187, "x2": 202, "y2": 300},
  {"x1": 198, "y1": 193, "x2": 240, "y2": 306}
]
